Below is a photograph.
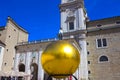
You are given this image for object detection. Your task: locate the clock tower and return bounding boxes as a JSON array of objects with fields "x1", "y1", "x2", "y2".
[{"x1": 59, "y1": 0, "x2": 88, "y2": 80}]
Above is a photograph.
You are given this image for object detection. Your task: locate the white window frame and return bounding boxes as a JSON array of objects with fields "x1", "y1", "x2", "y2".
[{"x1": 96, "y1": 38, "x2": 107, "y2": 48}]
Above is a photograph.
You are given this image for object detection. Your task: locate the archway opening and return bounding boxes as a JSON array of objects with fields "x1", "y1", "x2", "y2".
[
  {"x1": 30, "y1": 63, "x2": 38, "y2": 80},
  {"x1": 18, "y1": 63, "x2": 25, "y2": 80},
  {"x1": 19, "y1": 63, "x2": 25, "y2": 72}
]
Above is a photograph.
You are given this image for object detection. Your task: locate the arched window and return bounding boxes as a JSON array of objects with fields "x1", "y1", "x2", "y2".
[
  {"x1": 19, "y1": 63, "x2": 25, "y2": 72},
  {"x1": 99, "y1": 55, "x2": 108, "y2": 62}
]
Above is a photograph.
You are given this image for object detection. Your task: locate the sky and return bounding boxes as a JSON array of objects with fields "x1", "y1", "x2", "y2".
[{"x1": 0, "y1": 0, "x2": 120, "y2": 41}]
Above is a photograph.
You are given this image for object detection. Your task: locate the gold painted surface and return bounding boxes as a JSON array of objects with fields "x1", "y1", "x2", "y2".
[{"x1": 41, "y1": 40, "x2": 80, "y2": 78}]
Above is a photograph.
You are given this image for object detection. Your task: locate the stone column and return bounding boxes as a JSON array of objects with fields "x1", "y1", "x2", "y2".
[
  {"x1": 25, "y1": 52, "x2": 31, "y2": 80},
  {"x1": 79, "y1": 37, "x2": 88, "y2": 80},
  {"x1": 14, "y1": 53, "x2": 20, "y2": 71},
  {"x1": 38, "y1": 51, "x2": 44, "y2": 80}
]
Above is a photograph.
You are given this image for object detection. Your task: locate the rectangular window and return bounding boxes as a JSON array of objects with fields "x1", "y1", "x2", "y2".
[
  {"x1": 97, "y1": 39, "x2": 102, "y2": 47},
  {"x1": 96, "y1": 38, "x2": 107, "y2": 48},
  {"x1": 69, "y1": 22, "x2": 74, "y2": 30},
  {"x1": 102, "y1": 38, "x2": 107, "y2": 47}
]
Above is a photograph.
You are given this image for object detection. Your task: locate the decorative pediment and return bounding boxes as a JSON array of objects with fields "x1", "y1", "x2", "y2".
[
  {"x1": 66, "y1": 8, "x2": 75, "y2": 15},
  {"x1": 65, "y1": 16, "x2": 75, "y2": 22}
]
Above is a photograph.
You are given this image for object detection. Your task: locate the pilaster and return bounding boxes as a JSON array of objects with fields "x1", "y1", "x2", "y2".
[
  {"x1": 25, "y1": 52, "x2": 31, "y2": 80},
  {"x1": 79, "y1": 37, "x2": 88, "y2": 80},
  {"x1": 38, "y1": 51, "x2": 44, "y2": 80},
  {"x1": 61, "y1": 11, "x2": 67, "y2": 32},
  {"x1": 78, "y1": 8, "x2": 86, "y2": 30},
  {"x1": 14, "y1": 53, "x2": 20, "y2": 71}
]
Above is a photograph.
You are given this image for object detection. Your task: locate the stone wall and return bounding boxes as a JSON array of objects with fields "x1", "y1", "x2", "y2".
[{"x1": 87, "y1": 28, "x2": 120, "y2": 80}]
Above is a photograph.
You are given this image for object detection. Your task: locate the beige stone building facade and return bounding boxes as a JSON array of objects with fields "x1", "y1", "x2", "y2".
[
  {"x1": 0, "y1": 0, "x2": 120, "y2": 80},
  {"x1": 0, "y1": 17, "x2": 28, "y2": 72},
  {"x1": 87, "y1": 17, "x2": 120, "y2": 80}
]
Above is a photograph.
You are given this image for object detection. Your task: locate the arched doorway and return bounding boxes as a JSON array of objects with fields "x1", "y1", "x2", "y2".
[
  {"x1": 30, "y1": 63, "x2": 38, "y2": 80},
  {"x1": 19, "y1": 63, "x2": 25, "y2": 72},
  {"x1": 18, "y1": 63, "x2": 25, "y2": 80}
]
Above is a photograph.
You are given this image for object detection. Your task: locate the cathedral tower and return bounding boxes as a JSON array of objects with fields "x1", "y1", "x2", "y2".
[
  {"x1": 59, "y1": 0, "x2": 88, "y2": 80},
  {"x1": 60, "y1": 0, "x2": 87, "y2": 32}
]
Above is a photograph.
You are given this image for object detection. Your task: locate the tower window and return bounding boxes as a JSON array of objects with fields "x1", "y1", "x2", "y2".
[
  {"x1": 96, "y1": 38, "x2": 107, "y2": 48},
  {"x1": 99, "y1": 55, "x2": 108, "y2": 62},
  {"x1": 69, "y1": 22, "x2": 74, "y2": 30}
]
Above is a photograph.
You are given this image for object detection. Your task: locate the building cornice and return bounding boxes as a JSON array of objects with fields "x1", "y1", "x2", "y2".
[
  {"x1": 87, "y1": 24, "x2": 120, "y2": 33},
  {"x1": 87, "y1": 16, "x2": 120, "y2": 28},
  {"x1": 87, "y1": 27, "x2": 120, "y2": 36},
  {"x1": 15, "y1": 38, "x2": 78, "y2": 53},
  {"x1": 63, "y1": 29, "x2": 87, "y2": 37},
  {"x1": 86, "y1": 16, "x2": 120, "y2": 33}
]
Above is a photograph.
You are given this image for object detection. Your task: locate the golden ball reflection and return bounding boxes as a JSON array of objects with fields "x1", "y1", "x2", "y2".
[{"x1": 41, "y1": 40, "x2": 80, "y2": 78}]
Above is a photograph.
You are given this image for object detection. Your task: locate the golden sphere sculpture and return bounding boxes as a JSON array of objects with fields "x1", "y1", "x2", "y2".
[{"x1": 41, "y1": 40, "x2": 80, "y2": 78}]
